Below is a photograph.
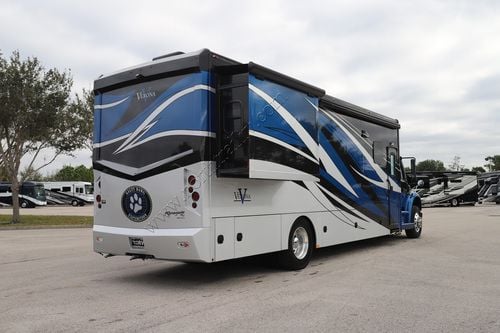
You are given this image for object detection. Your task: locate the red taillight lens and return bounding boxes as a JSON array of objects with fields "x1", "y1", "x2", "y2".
[
  {"x1": 188, "y1": 187, "x2": 193, "y2": 193},
  {"x1": 192, "y1": 202, "x2": 197, "y2": 209},
  {"x1": 96, "y1": 194, "x2": 102, "y2": 203},
  {"x1": 188, "y1": 175, "x2": 196, "y2": 185},
  {"x1": 192, "y1": 192, "x2": 200, "y2": 201}
]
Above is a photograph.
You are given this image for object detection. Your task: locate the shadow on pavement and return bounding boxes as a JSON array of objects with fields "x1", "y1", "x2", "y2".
[{"x1": 113, "y1": 234, "x2": 405, "y2": 288}]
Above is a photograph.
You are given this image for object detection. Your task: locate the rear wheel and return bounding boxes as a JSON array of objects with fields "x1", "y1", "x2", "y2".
[
  {"x1": 71, "y1": 200, "x2": 78, "y2": 207},
  {"x1": 405, "y1": 205, "x2": 422, "y2": 238},
  {"x1": 279, "y1": 218, "x2": 314, "y2": 270},
  {"x1": 450, "y1": 198, "x2": 459, "y2": 207}
]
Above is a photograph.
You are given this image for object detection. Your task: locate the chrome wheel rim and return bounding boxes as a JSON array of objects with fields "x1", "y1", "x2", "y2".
[
  {"x1": 414, "y1": 211, "x2": 422, "y2": 233},
  {"x1": 292, "y1": 227, "x2": 309, "y2": 260}
]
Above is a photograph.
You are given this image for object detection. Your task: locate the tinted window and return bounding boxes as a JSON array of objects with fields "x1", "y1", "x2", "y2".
[{"x1": 217, "y1": 73, "x2": 249, "y2": 177}]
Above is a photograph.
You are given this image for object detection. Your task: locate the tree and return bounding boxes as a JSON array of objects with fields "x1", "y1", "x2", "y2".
[
  {"x1": 484, "y1": 155, "x2": 500, "y2": 172},
  {"x1": 471, "y1": 166, "x2": 486, "y2": 173},
  {"x1": 416, "y1": 159, "x2": 446, "y2": 172},
  {"x1": 19, "y1": 165, "x2": 43, "y2": 181},
  {"x1": 54, "y1": 165, "x2": 93, "y2": 182},
  {"x1": 448, "y1": 156, "x2": 464, "y2": 171},
  {"x1": 0, "y1": 50, "x2": 92, "y2": 223},
  {"x1": 0, "y1": 165, "x2": 8, "y2": 181},
  {"x1": 76, "y1": 89, "x2": 94, "y2": 151}
]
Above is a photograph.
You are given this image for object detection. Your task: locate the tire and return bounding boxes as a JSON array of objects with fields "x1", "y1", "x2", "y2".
[
  {"x1": 279, "y1": 218, "x2": 314, "y2": 270},
  {"x1": 405, "y1": 205, "x2": 422, "y2": 239},
  {"x1": 71, "y1": 200, "x2": 78, "y2": 207},
  {"x1": 20, "y1": 200, "x2": 29, "y2": 208},
  {"x1": 450, "y1": 198, "x2": 459, "y2": 207}
]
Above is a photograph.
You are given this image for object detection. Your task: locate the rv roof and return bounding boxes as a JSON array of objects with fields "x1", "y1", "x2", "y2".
[
  {"x1": 320, "y1": 95, "x2": 400, "y2": 129},
  {"x1": 94, "y1": 49, "x2": 400, "y2": 124},
  {"x1": 94, "y1": 49, "x2": 239, "y2": 91}
]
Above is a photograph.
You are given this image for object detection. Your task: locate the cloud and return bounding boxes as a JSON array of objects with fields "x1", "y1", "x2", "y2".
[{"x1": 1, "y1": 0, "x2": 500, "y2": 173}]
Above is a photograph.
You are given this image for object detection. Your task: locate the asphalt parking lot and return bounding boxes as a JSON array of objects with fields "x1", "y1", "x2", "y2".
[{"x1": 0, "y1": 205, "x2": 499, "y2": 332}]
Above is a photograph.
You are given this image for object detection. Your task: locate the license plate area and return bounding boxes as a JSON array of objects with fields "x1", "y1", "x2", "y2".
[{"x1": 129, "y1": 237, "x2": 144, "y2": 249}]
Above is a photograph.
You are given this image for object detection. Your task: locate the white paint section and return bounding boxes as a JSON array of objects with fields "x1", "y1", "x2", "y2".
[
  {"x1": 93, "y1": 134, "x2": 130, "y2": 148},
  {"x1": 93, "y1": 224, "x2": 204, "y2": 237},
  {"x1": 122, "y1": 130, "x2": 215, "y2": 151},
  {"x1": 249, "y1": 84, "x2": 318, "y2": 160},
  {"x1": 94, "y1": 96, "x2": 129, "y2": 110},
  {"x1": 214, "y1": 217, "x2": 235, "y2": 261},
  {"x1": 114, "y1": 85, "x2": 215, "y2": 154},
  {"x1": 319, "y1": 145, "x2": 358, "y2": 197},
  {"x1": 97, "y1": 149, "x2": 193, "y2": 176},
  {"x1": 249, "y1": 130, "x2": 318, "y2": 164},
  {"x1": 249, "y1": 159, "x2": 319, "y2": 182},
  {"x1": 234, "y1": 215, "x2": 282, "y2": 258},
  {"x1": 320, "y1": 110, "x2": 401, "y2": 193}
]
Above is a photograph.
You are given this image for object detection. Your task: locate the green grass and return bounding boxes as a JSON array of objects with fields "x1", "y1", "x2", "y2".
[{"x1": 0, "y1": 215, "x2": 93, "y2": 228}]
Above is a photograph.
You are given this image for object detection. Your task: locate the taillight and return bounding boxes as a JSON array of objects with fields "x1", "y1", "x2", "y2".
[
  {"x1": 96, "y1": 194, "x2": 102, "y2": 203},
  {"x1": 187, "y1": 174, "x2": 200, "y2": 209}
]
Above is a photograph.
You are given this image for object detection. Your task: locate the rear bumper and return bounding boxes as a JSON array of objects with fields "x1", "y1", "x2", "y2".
[{"x1": 93, "y1": 225, "x2": 212, "y2": 262}]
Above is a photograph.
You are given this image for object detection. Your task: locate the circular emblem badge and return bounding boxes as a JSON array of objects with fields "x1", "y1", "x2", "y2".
[{"x1": 121, "y1": 186, "x2": 152, "y2": 222}]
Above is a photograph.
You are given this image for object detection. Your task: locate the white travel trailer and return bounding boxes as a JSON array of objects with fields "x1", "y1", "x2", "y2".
[
  {"x1": 42, "y1": 181, "x2": 94, "y2": 206},
  {"x1": 92, "y1": 49, "x2": 422, "y2": 270}
]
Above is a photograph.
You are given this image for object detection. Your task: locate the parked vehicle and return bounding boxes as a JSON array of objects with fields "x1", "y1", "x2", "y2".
[
  {"x1": 42, "y1": 182, "x2": 94, "y2": 206},
  {"x1": 92, "y1": 49, "x2": 422, "y2": 269},
  {"x1": 478, "y1": 171, "x2": 500, "y2": 204},
  {"x1": 415, "y1": 172, "x2": 478, "y2": 207},
  {"x1": 0, "y1": 181, "x2": 47, "y2": 208}
]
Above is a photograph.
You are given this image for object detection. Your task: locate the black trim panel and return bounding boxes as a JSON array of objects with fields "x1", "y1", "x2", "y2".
[
  {"x1": 93, "y1": 136, "x2": 214, "y2": 181},
  {"x1": 250, "y1": 136, "x2": 319, "y2": 176}
]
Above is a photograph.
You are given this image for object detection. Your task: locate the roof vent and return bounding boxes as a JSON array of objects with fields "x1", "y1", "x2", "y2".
[{"x1": 152, "y1": 51, "x2": 185, "y2": 61}]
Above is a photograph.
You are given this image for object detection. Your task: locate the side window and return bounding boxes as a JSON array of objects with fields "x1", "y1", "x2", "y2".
[
  {"x1": 389, "y1": 152, "x2": 396, "y2": 176},
  {"x1": 217, "y1": 71, "x2": 249, "y2": 178},
  {"x1": 223, "y1": 100, "x2": 242, "y2": 135},
  {"x1": 373, "y1": 141, "x2": 387, "y2": 168},
  {"x1": 62, "y1": 186, "x2": 71, "y2": 192},
  {"x1": 387, "y1": 146, "x2": 399, "y2": 179}
]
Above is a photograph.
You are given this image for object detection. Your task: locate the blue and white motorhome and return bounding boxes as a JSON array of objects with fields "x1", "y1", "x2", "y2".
[{"x1": 92, "y1": 49, "x2": 422, "y2": 269}]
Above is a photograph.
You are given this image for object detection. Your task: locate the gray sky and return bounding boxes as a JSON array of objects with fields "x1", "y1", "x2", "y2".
[{"x1": 1, "y1": 0, "x2": 499, "y2": 173}]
